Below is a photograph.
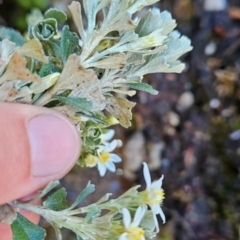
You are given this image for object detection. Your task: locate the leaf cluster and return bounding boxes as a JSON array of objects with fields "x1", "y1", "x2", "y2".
[{"x1": 0, "y1": 0, "x2": 193, "y2": 239}]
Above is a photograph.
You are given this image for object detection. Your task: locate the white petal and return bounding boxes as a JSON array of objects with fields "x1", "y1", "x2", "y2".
[
  {"x1": 118, "y1": 232, "x2": 128, "y2": 240},
  {"x1": 151, "y1": 175, "x2": 164, "y2": 189},
  {"x1": 102, "y1": 129, "x2": 115, "y2": 141},
  {"x1": 151, "y1": 204, "x2": 162, "y2": 214},
  {"x1": 98, "y1": 163, "x2": 107, "y2": 177},
  {"x1": 122, "y1": 208, "x2": 131, "y2": 228},
  {"x1": 152, "y1": 213, "x2": 160, "y2": 233},
  {"x1": 106, "y1": 161, "x2": 116, "y2": 172},
  {"x1": 131, "y1": 205, "x2": 147, "y2": 227},
  {"x1": 110, "y1": 153, "x2": 122, "y2": 163},
  {"x1": 105, "y1": 139, "x2": 118, "y2": 152},
  {"x1": 158, "y1": 207, "x2": 166, "y2": 223},
  {"x1": 143, "y1": 162, "x2": 151, "y2": 189}
]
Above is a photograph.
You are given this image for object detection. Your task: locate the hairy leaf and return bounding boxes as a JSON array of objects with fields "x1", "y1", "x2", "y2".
[
  {"x1": 0, "y1": 81, "x2": 32, "y2": 102},
  {"x1": 46, "y1": 39, "x2": 62, "y2": 59},
  {"x1": 30, "y1": 73, "x2": 60, "y2": 94},
  {"x1": 55, "y1": 96, "x2": 93, "y2": 112},
  {"x1": 68, "y1": 1, "x2": 86, "y2": 42},
  {"x1": 135, "y1": 9, "x2": 176, "y2": 37},
  {"x1": 11, "y1": 213, "x2": 46, "y2": 240},
  {"x1": 87, "y1": 53, "x2": 127, "y2": 69},
  {"x1": 32, "y1": 19, "x2": 58, "y2": 41},
  {"x1": 84, "y1": 205, "x2": 100, "y2": 222},
  {"x1": 51, "y1": 223, "x2": 62, "y2": 240},
  {"x1": 0, "y1": 39, "x2": 17, "y2": 76},
  {"x1": 105, "y1": 97, "x2": 136, "y2": 128},
  {"x1": 17, "y1": 39, "x2": 48, "y2": 63},
  {"x1": 61, "y1": 26, "x2": 79, "y2": 63},
  {"x1": 68, "y1": 182, "x2": 95, "y2": 210},
  {"x1": 0, "y1": 26, "x2": 25, "y2": 46},
  {"x1": 43, "y1": 187, "x2": 68, "y2": 211},
  {"x1": 38, "y1": 62, "x2": 58, "y2": 77},
  {"x1": 76, "y1": 112, "x2": 108, "y2": 125},
  {"x1": 127, "y1": 0, "x2": 159, "y2": 14},
  {"x1": 44, "y1": 8, "x2": 67, "y2": 24},
  {"x1": 31, "y1": 181, "x2": 60, "y2": 202},
  {"x1": 126, "y1": 82, "x2": 158, "y2": 95},
  {"x1": 0, "y1": 52, "x2": 41, "y2": 84}
]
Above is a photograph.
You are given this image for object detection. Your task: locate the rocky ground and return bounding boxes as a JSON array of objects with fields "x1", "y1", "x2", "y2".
[{"x1": 1, "y1": 0, "x2": 240, "y2": 239}]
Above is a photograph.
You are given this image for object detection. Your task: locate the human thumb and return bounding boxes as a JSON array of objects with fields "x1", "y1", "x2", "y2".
[{"x1": 0, "y1": 102, "x2": 81, "y2": 204}]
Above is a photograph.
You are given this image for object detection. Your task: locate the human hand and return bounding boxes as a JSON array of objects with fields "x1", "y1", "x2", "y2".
[{"x1": 0, "y1": 103, "x2": 81, "y2": 240}]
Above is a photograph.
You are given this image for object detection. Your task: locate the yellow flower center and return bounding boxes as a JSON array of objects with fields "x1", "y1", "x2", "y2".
[
  {"x1": 99, "y1": 152, "x2": 110, "y2": 163},
  {"x1": 85, "y1": 154, "x2": 98, "y2": 167},
  {"x1": 138, "y1": 188, "x2": 165, "y2": 206},
  {"x1": 127, "y1": 227, "x2": 145, "y2": 240},
  {"x1": 151, "y1": 189, "x2": 165, "y2": 205}
]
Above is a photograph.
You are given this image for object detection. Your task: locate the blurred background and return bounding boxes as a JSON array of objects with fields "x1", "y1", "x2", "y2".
[{"x1": 1, "y1": 0, "x2": 240, "y2": 239}]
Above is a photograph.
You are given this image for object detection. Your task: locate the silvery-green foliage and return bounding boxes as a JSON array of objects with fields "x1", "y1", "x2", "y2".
[
  {"x1": 0, "y1": 0, "x2": 192, "y2": 128},
  {"x1": 0, "y1": 0, "x2": 193, "y2": 173},
  {"x1": 68, "y1": 1, "x2": 192, "y2": 112}
]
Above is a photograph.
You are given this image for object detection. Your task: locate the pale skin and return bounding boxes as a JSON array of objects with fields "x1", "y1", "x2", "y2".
[{"x1": 0, "y1": 103, "x2": 81, "y2": 240}]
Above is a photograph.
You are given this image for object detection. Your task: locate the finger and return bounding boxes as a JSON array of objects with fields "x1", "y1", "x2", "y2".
[{"x1": 0, "y1": 102, "x2": 81, "y2": 204}]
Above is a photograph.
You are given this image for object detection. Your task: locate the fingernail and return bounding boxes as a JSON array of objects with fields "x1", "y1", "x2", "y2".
[{"x1": 27, "y1": 114, "x2": 80, "y2": 177}]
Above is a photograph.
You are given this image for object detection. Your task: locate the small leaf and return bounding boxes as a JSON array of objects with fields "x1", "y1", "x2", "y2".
[
  {"x1": 55, "y1": 96, "x2": 93, "y2": 112},
  {"x1": 76, "y1": 112, "x2": 108, "y2": 125},
  {"x1": 126, "y1": 82, "x2": 158, "y2": 95},
  {"x1": 68, "y1": 1, "x2": 86, "y2": 42},
  {"x1": 38, "y1": 62, "x2": 58, "y2": 77},
  {"x1": 43, "y1": 187, "x2": 68, "y2": 211},
  {"x1": 0, "y1": 26, "x2": 25, "y2": 46},
  {"x1": 127, "y1": 0, "x2": 159, "y2": 14},
  {"x1": 87, "y1": 53, "x2": 127, "y2": 69},
  {"x1": 105, "y1": 97, "x2": 136, "y2": 128},
  {"x1": 95, "y1": 193, "x2": 112, "y2": 204},
  {"x1": 11, "y1": 213, "x2": 46, "y2": 240},
  {"x1": 0, "y1": 39, "x2": 17, "y2": 76},
  {"x1": 32, "y1": 19, "x2": 58, "y2": 41},
  {"x1": 68, "y1": 182, "x2": 95, "y2": 210},
  {"x1": 61, "y1": 25, "x2": 79, "y2": 63},
  {"x1": 0, "y1": 52, "x2": 41, "y2": 84},
  {"x1": 31, "y1": 181, "x2": 60, "y2": 202},
  {"x1": 51, "y1": 223, "x2": 62, "y2": 240},
  {"x1": 17, "y1": 39, "x2": 48, "y2": 63},
  {"x1": 45, "y1": 39, "x2": 62, "y2": 59},
  {"x1": 84, "y1": 205, "x2": 100, "y2": 222},
  {"x1": 30, "y1": 73, "x2": 60, "y2": 94},
  {"x1": 0, "y1": 81, "x2": 32, "y2": 102},
  {"x1": 26, "y1": 9, "x2": 44, "y2": 26},
  {"x1": 44, "y1": 8, "x2": 67, "y2": 24}
]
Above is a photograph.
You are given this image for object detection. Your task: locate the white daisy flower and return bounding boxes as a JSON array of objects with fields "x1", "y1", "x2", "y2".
[
  {"x1": 138, "y1": 162, "x2": 165, "y2": 232},
  {"x1": 119, "y1": 205, "x2": 147, "y2": 240},
  {"x1": 97, "y1": 139, "x2": 121, "y2": 176}
]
